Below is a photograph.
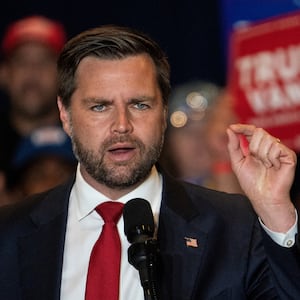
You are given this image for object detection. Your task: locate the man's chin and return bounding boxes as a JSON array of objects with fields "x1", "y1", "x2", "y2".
[
  {"x1": 99, "y1": 165, "x2": 150, "y2": 189},
  {"x1": 100, "y1": 176, "x2": 139, "y2": 190}
]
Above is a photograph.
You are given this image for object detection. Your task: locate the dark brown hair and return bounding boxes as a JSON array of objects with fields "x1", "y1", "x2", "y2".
[{"x1": 57, "y1": 25, "x2": 171, "y2": 107}]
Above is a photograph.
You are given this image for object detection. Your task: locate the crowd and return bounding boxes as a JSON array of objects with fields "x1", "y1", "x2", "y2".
[
  {"x1": 0, "y1": 15, "x2": 299, "y2": 207},
  {"x1": 0, "y1": 15, "x2": 77, "y2": 205},
  {"x1": 0, "y1": 15, "x2": 245, "y2": 207}
]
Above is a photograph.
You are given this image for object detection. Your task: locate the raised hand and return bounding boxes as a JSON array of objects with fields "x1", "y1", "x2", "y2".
[{"x1": 227, "y1": 124, "x2": 297, "y2": 232}]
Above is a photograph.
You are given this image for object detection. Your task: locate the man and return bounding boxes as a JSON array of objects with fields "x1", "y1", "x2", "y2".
[
  {"x1": 159, "y1": 80, "x2": 242, "y2": 194},
  {"x1": 10, "y1": 125, "x2": 77, "y2": 200},
  {"x1": 0, "y1": 25, "x2": 299, "y2": 299},
  {"x1": 160, "y1": 80, "x2": 220, "y2": 186},
  {"x1": 0, "y1": 15, "x2": 66, "y2": 193}
]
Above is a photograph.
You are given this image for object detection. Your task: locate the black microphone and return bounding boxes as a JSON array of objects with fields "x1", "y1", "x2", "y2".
[{"x1": 123, "y1": 198, "x2": 159, "y2": 300}]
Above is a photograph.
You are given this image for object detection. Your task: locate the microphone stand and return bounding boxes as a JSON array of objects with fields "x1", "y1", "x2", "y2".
[{"x1": 128, "y1": 238, "x2": 159, "y2": 300}]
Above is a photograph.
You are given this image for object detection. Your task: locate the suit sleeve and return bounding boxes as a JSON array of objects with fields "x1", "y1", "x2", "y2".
[{"x1": 260, "y1": 222, "x2": 300, "y2": 299}]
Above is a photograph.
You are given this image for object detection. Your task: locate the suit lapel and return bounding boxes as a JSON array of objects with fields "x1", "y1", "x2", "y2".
[
  {"x1": 18, "y1": 180, "x2": 73, "y2": 300},
  {"x1": 157, "y1": 174, "x2": 207, "y2": 300},
  {"x1": 17, "y1": 171, "x2": 208, "y2": 299}
]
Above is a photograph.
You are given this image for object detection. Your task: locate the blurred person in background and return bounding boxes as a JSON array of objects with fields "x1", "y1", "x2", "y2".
[
  {"x1": 204, "y1": 88, "x2": 243, "y2": 193},
  {"x1": 160, "y1": 80, "x2": 218, "y2": 186},
  {"x1": 0, "y1": 15, "x2": 67, "y2": 196},
  {"x1": 0, "y1": 125, "x2": 77, "y2": 206},
  {"x1": 159, "y1": 80, "x2": 242, "y2": 193}
]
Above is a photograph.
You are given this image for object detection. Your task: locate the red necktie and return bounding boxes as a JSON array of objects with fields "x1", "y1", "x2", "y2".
[{"x1": 85, "y1": 201, "x2": 124, "y2": 300}]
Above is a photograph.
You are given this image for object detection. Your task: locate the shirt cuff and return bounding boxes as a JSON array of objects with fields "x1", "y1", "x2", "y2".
[{"x1": 259, "y1": 210, "x2": 298, "y2": 248}]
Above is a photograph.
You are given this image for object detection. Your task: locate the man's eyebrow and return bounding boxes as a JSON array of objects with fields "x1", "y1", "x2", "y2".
[
  {"x1": 81, "y1": 95, "x2": 157, "y2": 105},
  {"x1": 82, "y1": 97, "x2": 112, "y2": 104},
  {"x1": 129, "y1": 95, "x2": 156, "y2": 102}
]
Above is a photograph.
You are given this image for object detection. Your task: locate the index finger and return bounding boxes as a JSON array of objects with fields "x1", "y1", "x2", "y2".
[{"x1": 228, "y1": 123, "x2": 256, "y2": 139}]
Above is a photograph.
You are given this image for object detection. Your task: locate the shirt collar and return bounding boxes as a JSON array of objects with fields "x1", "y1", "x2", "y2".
[{"x1": 73, "y1": 164, "x2": 162, "y2": 221}]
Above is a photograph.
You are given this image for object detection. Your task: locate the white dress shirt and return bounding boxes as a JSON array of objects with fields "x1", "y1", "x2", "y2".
[
  {"x1": 60, "y1": 164, "x2": 298, "y2": 299},
  {"x1": 60, "y1": 165, "x2": 162, "y2": 300}
]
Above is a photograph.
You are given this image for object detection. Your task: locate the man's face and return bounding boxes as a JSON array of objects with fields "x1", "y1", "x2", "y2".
[
  {"x1": 58, "y1": 54, "x2": 167, "y2": 193},
  {"x1": 4, "y1": 42, "x2": 58, "y2": 118}
]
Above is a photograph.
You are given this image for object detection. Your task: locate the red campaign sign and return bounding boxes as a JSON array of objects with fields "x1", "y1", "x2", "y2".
[{"x1": 228, "y1": 10, "x2": 300, "y2": 152}]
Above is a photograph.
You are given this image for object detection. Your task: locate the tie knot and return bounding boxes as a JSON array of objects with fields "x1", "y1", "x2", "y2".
[{"x1": 96, "y1": 201, "x2": 124, "y2": 223}]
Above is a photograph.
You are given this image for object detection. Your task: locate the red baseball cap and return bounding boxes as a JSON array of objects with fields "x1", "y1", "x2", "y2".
[{"x1": 1, "y1": 15, "x2": 66, "y2": 55}]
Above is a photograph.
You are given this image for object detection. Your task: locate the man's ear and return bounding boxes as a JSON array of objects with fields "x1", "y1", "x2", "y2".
[{"x1": 57, "y1": 96, "x2": 71, "y2": 136}]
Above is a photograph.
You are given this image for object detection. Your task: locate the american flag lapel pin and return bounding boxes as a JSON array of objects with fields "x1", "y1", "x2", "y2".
[{"x1": 184, "y1": 237, "x2": 198, "y2": 248}]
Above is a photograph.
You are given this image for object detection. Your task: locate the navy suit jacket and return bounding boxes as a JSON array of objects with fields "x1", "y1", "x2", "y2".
[{"x1": 1, "y1": 172, "x2": 300, "y2": 299}]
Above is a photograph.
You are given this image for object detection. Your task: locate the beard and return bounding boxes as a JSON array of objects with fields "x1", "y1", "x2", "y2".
[
  {"x1": 14, "y1": 83, "x2": 57, "y2": 118},
  {"x1": 70, "y1": 131, "x2": 164, "y2": 190}
]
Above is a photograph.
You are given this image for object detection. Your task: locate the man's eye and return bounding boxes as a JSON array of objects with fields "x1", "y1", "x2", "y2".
[
  {"x1": 92, "y1": 104, "x2": 106, "y2": 112},
  {"x1": 134, "y1": 103, "x2": 149, "y2": 110}
]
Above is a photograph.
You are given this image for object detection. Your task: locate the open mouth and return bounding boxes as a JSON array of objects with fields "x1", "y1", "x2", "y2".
[{"x1": 107, "y1": 144, "x2": 136, "y2": 161}]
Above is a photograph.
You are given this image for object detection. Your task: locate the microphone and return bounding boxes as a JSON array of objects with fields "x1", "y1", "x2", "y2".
[{"x1": 123, "y1": 198, "x2": 159, "y2": 300}]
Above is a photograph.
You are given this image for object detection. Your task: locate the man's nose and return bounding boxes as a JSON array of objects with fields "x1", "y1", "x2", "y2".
[{"x1": 111, "y1": 108, "x2": 134, "y2": 134}]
